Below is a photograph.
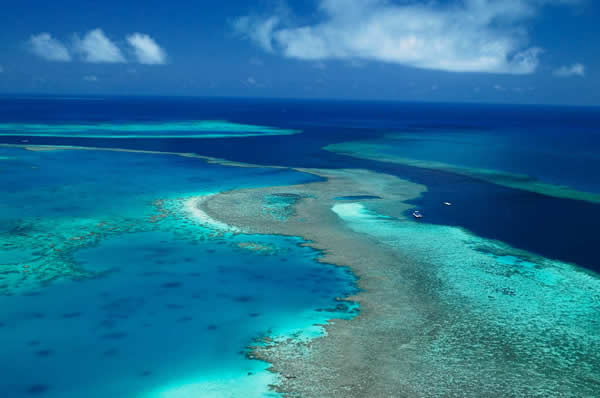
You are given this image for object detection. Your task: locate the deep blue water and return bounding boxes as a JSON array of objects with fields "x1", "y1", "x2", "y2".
[
  {"x1": 356, "y1": 128, "x2": 600, "y2": 194},
  {"x1": 1, "y1": 96, "x2": 598, "y2": 271}
]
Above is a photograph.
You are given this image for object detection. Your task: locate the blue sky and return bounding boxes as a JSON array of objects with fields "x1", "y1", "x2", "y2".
[{"x1": 0, "y1": 0, "x2": 598, "y2": 105}]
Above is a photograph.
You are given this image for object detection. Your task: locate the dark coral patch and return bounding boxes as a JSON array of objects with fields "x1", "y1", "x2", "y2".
[
  {"x1": 101, "y1": 332, "x2": 128, "y2": 340},
  {"x1": 207, "y1": 324, "x2": 218, "y2": 331},
  {"x1": 62, "y1": 312, "x2": 82, "y2": 318},
  {"x1": 103, "y1": 348, "x2": 119, "y2": 357},
  {"x1": 35, "y1": 349, "x2": 54, "y2": 357},
  {"x1": 98, "y1": 319, "x2": 116, "y2": 329},
  {"x1": 27, "y1": 384, "x2": 49, "y2": 395},
  {"x1": 160, "y1": 281, "x2": 182, "y2": 289},
  {"x1": 234, "y1": 295, "x2": 253, "y2": 303}
]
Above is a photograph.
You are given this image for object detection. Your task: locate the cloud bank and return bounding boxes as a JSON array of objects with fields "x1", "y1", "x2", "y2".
[
  {"x1": 74, "y1": 29, "x2": 125, "y2": 63},
  {"x1": 234, "y1": 0, "x2": 579, "y2": 74},
  {"x1": 28, "y1": 29, "x2": 167, "y2": 65},
  {"x1": 553, "y1": 63, "x2": 585, "y2": 77},
  {"x1": 28, "y1": 33, "x2": 72, "y2": 62},
  {"x1": 126, "y1": 33, "x2": 167, "y2": 64}
]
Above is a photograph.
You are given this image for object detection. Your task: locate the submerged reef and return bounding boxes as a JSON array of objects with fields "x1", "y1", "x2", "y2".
[
  {"x1": 0, "y1": 120, "x2": 299, "y2": 138},
  {"x1": 325, "y1": 141, "x2": 600, "y2": 204}
]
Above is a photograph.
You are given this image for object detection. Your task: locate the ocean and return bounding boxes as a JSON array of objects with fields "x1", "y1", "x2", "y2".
[{"x1": 0, "y1": 96, "x2": 598, "y2": 396}]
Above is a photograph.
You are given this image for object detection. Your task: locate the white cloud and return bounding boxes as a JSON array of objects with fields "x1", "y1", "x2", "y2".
[
  {"x1": 28, "y1": 33, "x2": 71, "y2": 62},
  {"x1": 83, "y1": 75, "x2": 98, "y2": 81},
  {"x1": 234, "y1": 16, "x2": 280, "y2": 53},
  {"x1": 234, "y1": 0, "x2": 579, "y2": 74},
  {"x1": 126, "y1": 33, "x2": 167, "y2": 65},
  {"x1": 247, "y1": 76, "x2": 257, "y2": 85},
  {"x1": 553, "y1": 63, "x2": 585, "y2": 77},
  {"x1": 494, "y1": 84, "x2": 506, "y2": 91},
  {"x1": 74, "y1": 29, "x2": 125, "y2": 63}
]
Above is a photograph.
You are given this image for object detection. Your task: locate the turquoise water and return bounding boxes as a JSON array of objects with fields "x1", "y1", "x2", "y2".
[
  {"x1": 0, "y1": 147, "x2": 356, "y2": 397},
  {"x1": 334, "y1": 195, "x2": 381, "y2": 200},
  {"x1": 0, "y1": 121, "x2": 299, "y2": 138},
  {"x1": 332, "y1": 202, "x2": 600, "y2": 395},
  {"x1": 2, "y1": 98, "x2": 599, "y2": 396}
]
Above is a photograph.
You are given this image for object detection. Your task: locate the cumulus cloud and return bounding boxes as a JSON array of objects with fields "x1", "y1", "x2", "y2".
[
  {"x1": 126, "y1": 33, "x2": 167, "y2": 64},
  {"x1": 74, "y1": 29, "x2": 126, "y2": 63},
  {"x1": 553, "y1": 63, "x2": 585, "y2": 77},
  {"x1": 234, "y1": 0, "x2": 579, "y2": 74},
  {"x1": 28, "y1": 33, "x2": 71, "y2": 62}
]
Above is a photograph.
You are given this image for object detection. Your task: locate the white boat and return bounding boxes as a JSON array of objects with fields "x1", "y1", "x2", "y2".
[
  {"x1": 443, "y1": 202, "x2": 452, "y2": 206},
  {"x1": 412, "y1": 210, "x2": 423, "y2": 219}
]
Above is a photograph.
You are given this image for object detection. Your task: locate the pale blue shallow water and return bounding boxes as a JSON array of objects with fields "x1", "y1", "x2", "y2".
[{"x1": 0, "y1": 147, "x2": 357, "y2": 397}]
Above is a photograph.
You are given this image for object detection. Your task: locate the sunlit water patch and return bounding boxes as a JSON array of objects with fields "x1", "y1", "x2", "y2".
[
  {"x1": 333, "y1": 202, "x2": 600, "y2": 396},
  {"x1": 0, "y1": 120, "x2": 299, "y2": 139}
]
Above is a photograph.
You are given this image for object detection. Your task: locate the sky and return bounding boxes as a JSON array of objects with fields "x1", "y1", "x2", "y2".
[{"x1": 0, "y1": 0, "x2": 598, "y2": 105}]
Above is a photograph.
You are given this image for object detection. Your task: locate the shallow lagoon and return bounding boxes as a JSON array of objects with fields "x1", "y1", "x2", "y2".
[
  {"x1": 1, "y1": 231, "x2": 356, "y2": 398},
  {"x1": 0, "y1": 146, "x2": 356, "y2": 397}
]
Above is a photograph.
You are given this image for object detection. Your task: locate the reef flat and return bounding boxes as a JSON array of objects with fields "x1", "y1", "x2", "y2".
[
  {"x1": 0, "y1": 120, "x2": 299, "y2": 138},
  {"x1": 199, "y1": 167, "x2": 600, "y2": 397},
  {"x1": 325, "y1": 140, "x2": 600, "y2": 204}
]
